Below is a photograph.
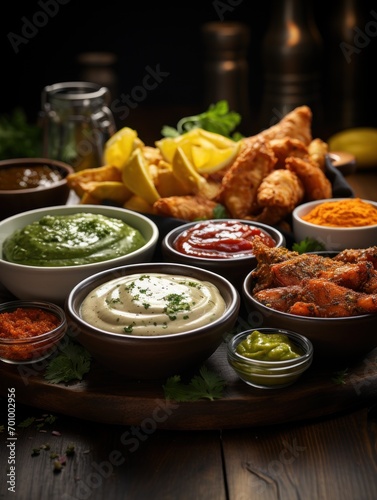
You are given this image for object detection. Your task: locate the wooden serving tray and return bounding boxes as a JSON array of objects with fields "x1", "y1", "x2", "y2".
[{"x1": 1, "y1": 343, "x2": 376, "y2": 430}]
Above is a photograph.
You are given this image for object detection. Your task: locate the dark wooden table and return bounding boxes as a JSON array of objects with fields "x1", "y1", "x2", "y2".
[{"x1": 1, "y1": 146, "x2": 377, "y2": 500}]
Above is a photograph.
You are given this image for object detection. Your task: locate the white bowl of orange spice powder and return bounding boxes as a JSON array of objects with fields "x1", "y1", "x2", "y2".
[{"x1": 292, "y1": 198, "x2": 377, "y2": 251}]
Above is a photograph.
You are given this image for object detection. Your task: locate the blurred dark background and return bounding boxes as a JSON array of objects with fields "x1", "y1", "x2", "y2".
[{"x1": 1, "y1": 0, "x2": 376, "y2": 142}]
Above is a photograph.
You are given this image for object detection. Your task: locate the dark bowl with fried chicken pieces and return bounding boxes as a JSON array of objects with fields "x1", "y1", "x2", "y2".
[{"x1": 242, "y1": 240, "x2": 377, "y2": 364}]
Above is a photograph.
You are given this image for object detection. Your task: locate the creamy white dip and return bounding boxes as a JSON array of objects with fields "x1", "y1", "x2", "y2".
[{"x1": 80, "y1": 273, "x2": 226, "y2": 336}]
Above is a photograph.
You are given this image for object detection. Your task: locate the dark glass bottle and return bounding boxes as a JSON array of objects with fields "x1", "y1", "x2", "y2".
[
  {"x1": 258, "y1": 0, "x2": 324, "y2": 136},
  {"x1": 201, "y1": 21, "x2": 252, "y2": 135}
]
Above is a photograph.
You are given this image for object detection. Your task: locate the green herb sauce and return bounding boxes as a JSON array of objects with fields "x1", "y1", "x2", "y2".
[
  {"x1": 2, "y1": 213, "x2": 146, "y2": 266},
  {"x1": 236, "y1": 330, "x2": 303, "y2": 361}
]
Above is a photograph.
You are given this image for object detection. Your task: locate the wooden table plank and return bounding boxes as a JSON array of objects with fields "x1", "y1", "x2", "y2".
[
  {"x1": 0, "y1": 404, "x2": 226, "y2": 500},
  {"x1": 3, "y1": 403, "x2": 376, "y2": 500},
  {"x1": 222, "y1": 407, "x2": 377, "y2": 500}
]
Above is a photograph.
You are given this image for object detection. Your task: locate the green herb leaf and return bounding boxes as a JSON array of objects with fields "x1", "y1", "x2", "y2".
[
  {"x1": 0, "y1": 108, "x2": 42, "y2": 159},
  {"x1": 161, "y1": 100, "x2": 242, "y2": 140},
  {"x1": 18, "y1": 417, "x2": 36, "y2": 428},
  {"x1": 44, "y1": 340, "x2": 92, "y2": 384},
  {"x1": 332, "y1": 369, "x2": 349, "y2": 385},
  {"x1": 163, "y1": 365, "x2": 225, "y2": 402},
  {"x1": 212, "y1": 204, "x2": 229, "y2": 219},
  {"x1": 292, "y1": 237, "x2": 326, "y2": 254}
]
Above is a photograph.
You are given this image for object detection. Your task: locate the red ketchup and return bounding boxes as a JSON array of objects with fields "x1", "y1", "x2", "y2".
[{"x1": 173, "y1": 220, "x2": 276, "y2": 259}]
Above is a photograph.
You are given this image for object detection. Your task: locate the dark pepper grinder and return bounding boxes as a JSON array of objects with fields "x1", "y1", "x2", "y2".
[
  {"x1": 258, "y1": 0, "x2": 324, "y2": 136},
  {"x1": 201, "y1": 21, "x2": 252, "y2": 135}
]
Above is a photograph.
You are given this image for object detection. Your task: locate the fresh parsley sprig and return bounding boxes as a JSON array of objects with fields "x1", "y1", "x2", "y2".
[
  {"x1": 161, "y1": 100, "x2": 242, "y2": 140},
  {"x1": 163, "y1": 365, "x2": 226, "y2": 402},
  {"x1": 292, "y1": 237, "x2": 326, "y2": 254},
  {"x1": 44, "y1": 340, "x2": 92, "y2": 384}
]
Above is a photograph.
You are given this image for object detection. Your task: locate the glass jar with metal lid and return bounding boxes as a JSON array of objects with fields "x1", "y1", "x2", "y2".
[{"x1": 41, "y1": 81, "x2": 116, "y2": 171}]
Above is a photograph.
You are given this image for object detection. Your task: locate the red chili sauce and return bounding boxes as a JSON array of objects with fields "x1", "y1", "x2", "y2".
[{"x1": 173, "y1": 220, "x2": 276, "y2": 259}]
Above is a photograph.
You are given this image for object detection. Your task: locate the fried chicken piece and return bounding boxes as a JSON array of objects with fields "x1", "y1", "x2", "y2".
[
  {"x1": 247, "y1": 169, "x2": 304, "y2": 225},
  {"x1": 332, "y1": 248, "x2": 377, "y2": 294},
  {"x1": 252, "y1": 237, "x2": 299, "y2": 265},
  {"x1": 269, "y1": 137, "x2": 310, "y2": 168},
  {"x1": 258, "y1": 105, "x2": 313, "y2": 146},
  {"x1": 153, "y1": 195, "x2": 218, "y2": 221},
  {"x1": 285, "y1": 156, "x2": 332, "y2": 200},
  {"x1": 218, "y1": 137, "x2": 276, "y2": 218},
  {"x1": 269, "y1": 252, "x2": 377, "y2": 292},
  {"x1": 293, "y1": 278, "x2": 377, "y2": 317},
  {"x1": 318, "y1": 261, "x2": 375, "y2": 292},
  {"x1": 289, "y1": 302, "x2": 320, "y2": 317},
  {"x1": 250, "y1": 238, "x2": 300, "y2": 293},
  {"x1": 253, "y1": 285, "x2": 302, "y2": 312},
  {"x1": 334, "y1": 247, "x2": 377, "y2": 269},
  {"x1": 271, "y1": 253, "x2": 339, "y2": 286},
  {"x1": 254, "y1": 278, "x2": 377, "y2": 317},
  {"x1": 360, "y1": 273, "x2": 377, "y2": 294},
  {"x1": 308, "y1": 138, "x2": 328, "y2": 171}
]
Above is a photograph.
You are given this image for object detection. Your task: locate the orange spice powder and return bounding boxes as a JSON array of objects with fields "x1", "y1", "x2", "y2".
[
  {"x1": 0, "y1": 307, "x2": 60, "y2": 339},
  {"x1": 0, "y1": 307, "x2": 61, "y2": 361},
  {"x1": 302, "y1": 198, "x2": 377, "y2": 227}
]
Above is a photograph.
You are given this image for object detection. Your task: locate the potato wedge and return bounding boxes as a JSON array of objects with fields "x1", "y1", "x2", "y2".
[
  {"x1": 67, "y1": 164, "x2": 122, "y2": 196},
  {"x1": 79, "y1": 181, "x2": 132, "y2": 205}
]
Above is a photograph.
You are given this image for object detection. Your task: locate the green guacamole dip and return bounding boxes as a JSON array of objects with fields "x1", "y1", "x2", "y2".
[
  {"x1": 2, "y1": 213, "x2": 146, "y2": 266},
  {"x1": 236, "y1": 330, "x2": 303, "y2": 361}
]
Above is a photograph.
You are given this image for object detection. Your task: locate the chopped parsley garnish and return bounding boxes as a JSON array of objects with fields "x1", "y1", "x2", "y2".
[
  {"x1": 124, "y1": 322, "x2": 136, "y2": 333},
  {"x1": 163, "y1": 366, "x2": 226, "y2": 401},
  {"x1": 164, "y1": 293, "x2": 191, "y2": 320}
]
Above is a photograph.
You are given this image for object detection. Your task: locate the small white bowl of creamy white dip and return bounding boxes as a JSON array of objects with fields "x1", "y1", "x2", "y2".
[{"x1": 65, "y1": 262, "x2": 240, "y2": 380}]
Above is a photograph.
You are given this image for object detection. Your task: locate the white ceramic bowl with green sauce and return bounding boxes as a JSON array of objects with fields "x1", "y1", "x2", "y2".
[{"x1": 0, "y1": 205, "x2": 159, "y2": 305}]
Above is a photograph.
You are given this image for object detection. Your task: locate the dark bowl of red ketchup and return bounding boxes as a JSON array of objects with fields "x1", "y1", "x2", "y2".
[{"x1": 161, "y1": 219, "x2": 285, "y2": 291}]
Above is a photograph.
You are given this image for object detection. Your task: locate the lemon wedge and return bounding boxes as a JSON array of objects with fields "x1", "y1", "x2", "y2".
[
  {"x1": 156, "y1": 128, "x2": 240, "y2": 174},
  {"x1": 103, "y1": 127, "x2": 142, "y2": 167},
  {"x1": 192, "y1": 143, "x2": 240, "y2": 173},
  {"x1": 172, "y1": 147, "x2": 209, "y2": 194},
  {"x1": 122, "y1": 149, "x2": 160, "y2": 205}
]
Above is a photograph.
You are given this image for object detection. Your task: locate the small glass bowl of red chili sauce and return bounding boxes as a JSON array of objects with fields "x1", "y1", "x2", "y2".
[
  {"x1": 161, "y1": 219, "x2": 285, "y2": 291},
  {"x1": 0, "y1": 301, "x2": 67, "y2": 364}
]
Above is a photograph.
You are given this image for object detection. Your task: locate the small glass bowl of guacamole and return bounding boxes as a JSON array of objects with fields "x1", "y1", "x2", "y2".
[{"x1": 227, "y1": 328, "x2": 313, "y2": 389}]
